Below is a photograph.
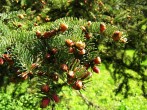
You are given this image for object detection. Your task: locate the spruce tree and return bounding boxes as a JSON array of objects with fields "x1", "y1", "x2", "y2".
[{"x1": 0, "y1": 0, "x2": 147, "y2": 109}]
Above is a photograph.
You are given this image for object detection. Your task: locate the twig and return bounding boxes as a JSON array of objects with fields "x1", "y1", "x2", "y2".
[{"x1": 76, "y1": 91, "x2": 102, "y2": 110}]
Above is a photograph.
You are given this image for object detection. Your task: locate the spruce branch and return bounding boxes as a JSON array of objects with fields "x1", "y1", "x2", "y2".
[{"x1": 76, "y1": 91, "x2": 101, "y2": 110}]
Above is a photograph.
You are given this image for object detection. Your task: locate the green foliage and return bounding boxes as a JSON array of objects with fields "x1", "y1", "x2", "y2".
[
  {"x1": 0, "y1": 0, "x2": 147, "y2": 109},
  {"x1": 0, "y1": 66, "x2": 147, "y2": 110}
]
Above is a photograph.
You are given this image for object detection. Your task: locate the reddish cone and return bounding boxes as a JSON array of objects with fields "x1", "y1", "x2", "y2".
[
  {"x1": 78, "y1": 49, "x2": 86, "y2": 55},
  {"x1": 51, "y1": 48, "x2": 58, "y2": 54},
  {"x1": 84, "y1": 33, "x2": 92, "y2": 39},
  {"x1": 41, "y1": 85, "x2": 50, "y2": 93},
  {"x1": 60, "y1": 23, "x2": 68, "y2": 32},
  {"x1": 52, "y1": 73, "x2": 59, "y2": 81},
  {"x1": 0, "y1": 58, "x2": 4, "y2": 65},
  {"x1": 45, "y1": 53, "x2": 51, "y2": 59},
  {"x1": 36, "y1": 30, "x2": 42, "y2": 38},
  {"x1": 40, "y1": 97, "x2": 50, "y2": 108},
  {"x1": 68, "y1": 47, "x2": 75, "y2": 53},
  {"x1": 112, "y1": 31, "x2": 122, "y2": 41},
  {"x1": 100, "y1": 23, "x2": 106, "y2": 33},
  {"x1": 67, "y1": 71, "x2": 75, "y2": 78},
  {"x1": 65, "y1": 39, "x2": 74, "y2": 47},
  {"x1": 3, "y1": 54, "x2": 12, "y2": 61},
  {"x1": 52, "y1": 94, "x2": 60, "y2": 103},
  {"x1": 67, "y1": 78, "x2": 74, "y2": 84},
  {"x1": 92, "y1": 66, "x2": 100, "y2": 73},
  {"x1": 84, "y1": 63, "x2": 90, "y2": 70},
  {"x1": 60, "y1": 64, "x2": 68, "y2": 71},
  {"x1": 43, "y1": 30, "x2": 57, "y2": 38},
  {"x1": 73, "y1": 80, "x2": 83, "y2": 90},
  {"x1": 93, "y1": 57, "x2": 101, "y2": 64}
]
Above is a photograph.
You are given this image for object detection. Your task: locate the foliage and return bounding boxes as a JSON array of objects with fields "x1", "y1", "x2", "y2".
[
  {"x1": 0, "y1": 65, "x2": 147, "y2": 110},
  {"x1": 0, "y1": 0, "x2": 147, "y2": 109}
]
